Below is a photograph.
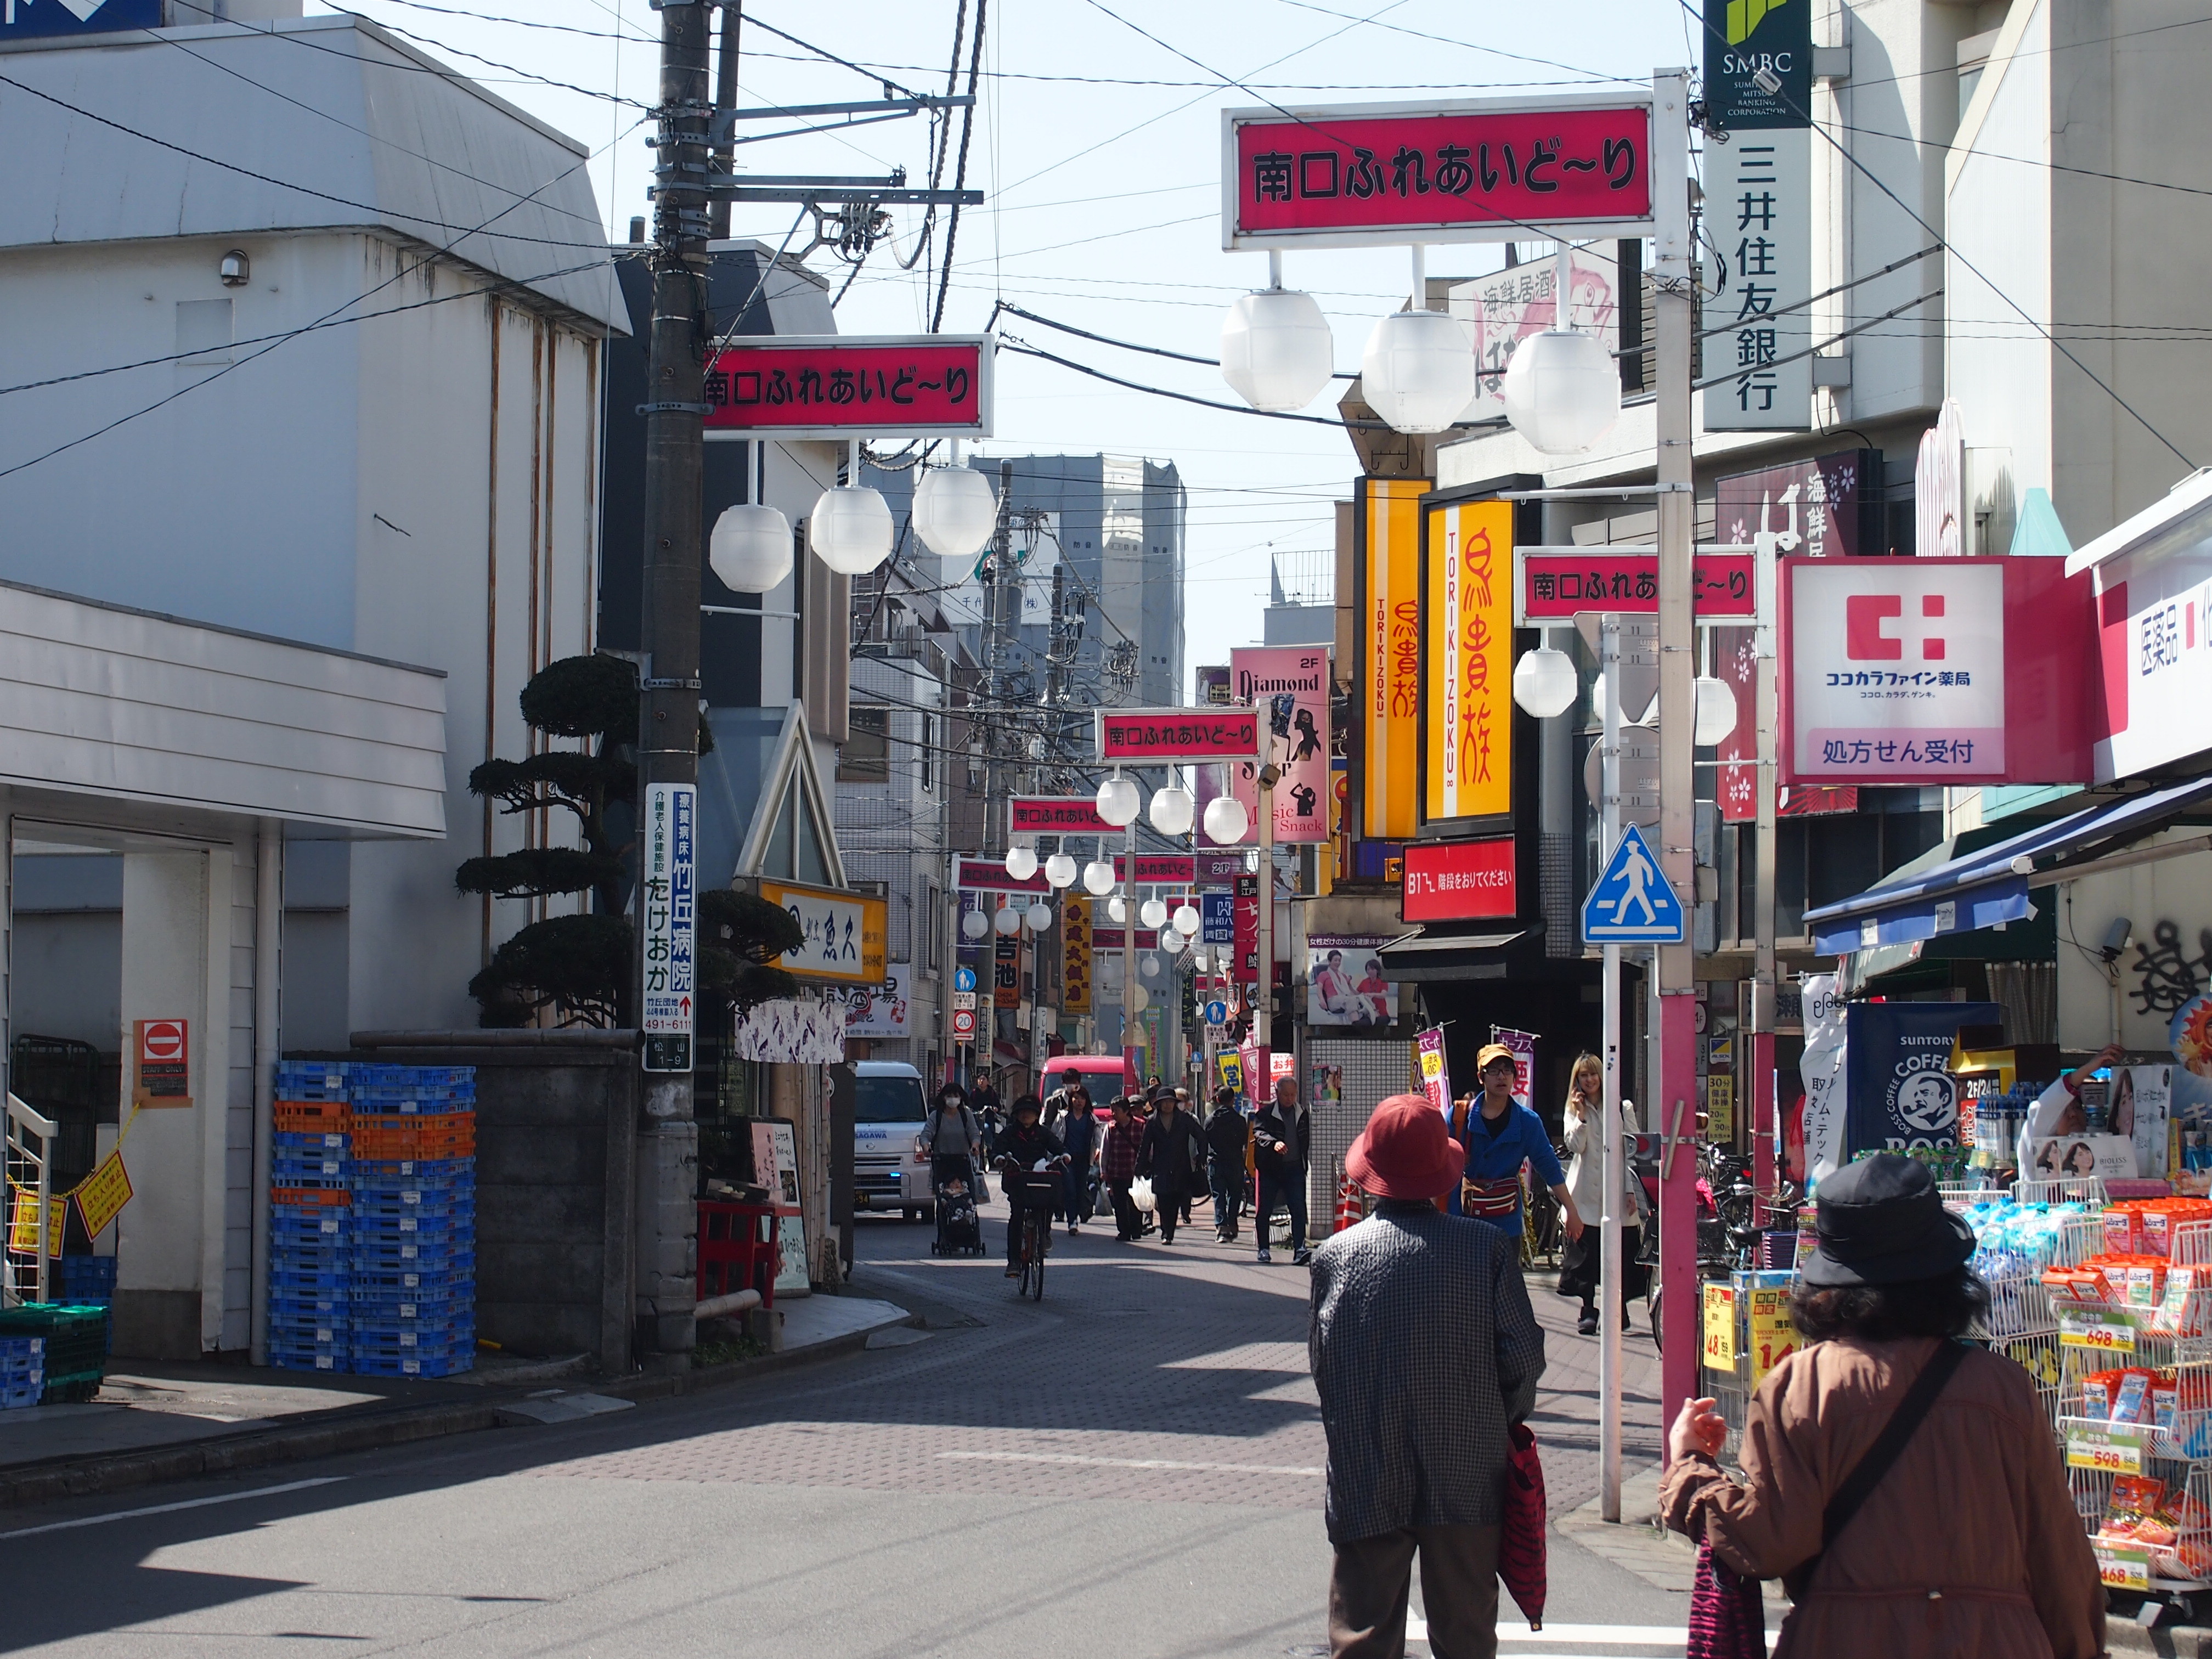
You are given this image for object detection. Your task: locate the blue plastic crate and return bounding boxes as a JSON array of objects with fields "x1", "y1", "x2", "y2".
[
  {"x1": 269, "y1": 1238, "x2": 350, "y2": 1266},
  {"x1": 57, "y1": 1256, "x2": 117, "y2": 1295},
  {"x1": 268, "y1": 1348, "x2": 343, "y2": 1373},
  {"x1": 273, "y1": 1150, "x2": 347, "y2": 1173},
  {"x1": 350, "y1": 1290, "x2": 467, "y2": 1323},
  {"x1": 349, "y1": 1089, "x2": 475, "y2": 1115},
  {"x1": 274, "y1": 1131, "x2": 349, "y2": 1155},
  {"x1": 0, "y1": 1335, "x2": 43, "y2": 1380},
  {"x1": 351, "y1": 1240, "x2": 476, "y2": 1273},
  {"x1": 348, "y1": 1064, "x2": 473, "y2": 1090},
  {"x1": 352, "y1": 1161, "x2": 473, "y2": 1190},
  {"x1": 269, "y1": 1292, "x2": 348, "y2": 1319},
  {"x1": 269, "y1": 1266, "x2": 352, "y2": 1294},
  {"x1": 274, "y1": 1063, "x2": 350, "y2": 1102},
  {"x1": 352, "y1": 1208, "x2": 472, "y2": 1237},
  {"x1": 267, "y1": 1323, "x2": 348, "y2": 1352},
  {"x1": 350, "y1": 1265, "x2": 469, "y2": 1294},
  {"x1": 351, "y1": 1195, "x2": 475, "y2": 1226},
  {"x1": 348, "y1": 1348, "x2": 473, "y2": 1379},
  {"x1": 0, "y1": 1380, "x2": 40, "y2": 1409}
]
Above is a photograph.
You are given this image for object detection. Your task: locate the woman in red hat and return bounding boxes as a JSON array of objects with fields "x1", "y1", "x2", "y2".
[{"x1": 1310, "y1": 1095, "x2": 1547, "y2": 1658}]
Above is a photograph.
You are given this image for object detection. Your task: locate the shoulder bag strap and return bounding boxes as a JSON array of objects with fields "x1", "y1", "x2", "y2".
[{"x1": 1804, "y1": 1339, "x2": 1969, "y2": 1586}]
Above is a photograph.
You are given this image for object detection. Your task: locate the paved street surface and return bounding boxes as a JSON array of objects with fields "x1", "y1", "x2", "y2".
[{"x1": 0, "y1": 1196, "x2": 1705, "y2": 1657}]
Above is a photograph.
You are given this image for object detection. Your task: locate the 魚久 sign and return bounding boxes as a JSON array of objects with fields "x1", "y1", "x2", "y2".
[
  {"x1": 761, "y1": 879, "x2": 888, "y2": 986},
  {"x1": 702, "y1": 335, "x2": 991, "y2": 440},
  {"x1": 1224, "y1": 94, "x2": 1655, "y2": 250}
]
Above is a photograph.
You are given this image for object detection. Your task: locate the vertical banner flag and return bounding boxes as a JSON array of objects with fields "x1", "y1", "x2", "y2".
[
  {"x1": 1062, "y1": 895, "x2": 1093, "y2": 1015},
  {"x1": 1231, "y1": 646, "x2": 1331, "y2": 844},
  {"x1": 1702, "y1": 0, "x2": 1814, "y2": 432},
  {"x1": 1493, "y1": 1027, "x2": 1537, "y2": 1109},
  {"x1": 1422, "y1": 499, "x2": 1515, "y2": 824},
  {"x1": 1417, "y1": 1028, "x2": 1452, "y2": 1113},
  {"x1": 1358, "y1": 478, "x2": 1426, "y2": 839}
]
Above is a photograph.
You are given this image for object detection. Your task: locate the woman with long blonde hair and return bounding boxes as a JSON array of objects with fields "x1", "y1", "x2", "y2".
[{"x1": 1558, "y1": 1051, "x2": 1647, "y2": 1334}]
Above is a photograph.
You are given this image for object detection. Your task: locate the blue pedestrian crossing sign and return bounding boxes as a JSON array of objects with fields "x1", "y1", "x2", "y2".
[
  {"x1": 1581, "y1": 822, "x2": 1686, "y2": 944},
  {"x1": 953, "y1": 966, "x2": 977, "y2": 993}
]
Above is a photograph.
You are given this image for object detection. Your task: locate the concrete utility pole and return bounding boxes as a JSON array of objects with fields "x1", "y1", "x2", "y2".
[
  {"x1": 633, "y1": 0, "x2": 713, "y2": 1364},
  {"x1": 1650, "y1": 70, "x2": 1701, "y2": 1435},
  {"x1": 706, "y1": 3, "x2": 740, "y2": 240}
]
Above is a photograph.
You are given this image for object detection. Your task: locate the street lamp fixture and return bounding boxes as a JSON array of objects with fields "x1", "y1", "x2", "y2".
[
  {"x1": 1512, "y1": 640, "x2": 1579, "y2": 719},
  {"x1": 961, "y1": 909, "x2": 988, "y2": 941},
  {"x1": 1201, "y1": 795, "x2": 1250, "y2": 846},
  {"x1": 1081, "y1": 859, "x2": 1117, "y2": 897},
  {"x1": 1171, "y1": 902, "x2": 1201, "y2": 936},
  {"x1": 708, "y1": 503, "x2": 794, "y2": 594},
  {"x1": 1139, "y1": 896, "x2": 1169, "y2": 930},
  {"x1": 912, "y1": 464, "x2": 998, "y2": 558},
  {"x1": 1219, "y1": 264, "x2": 1335, "y2": 413},
  {"x1": 1147, "y1": 783, "x2": 1195, "y2": 837},
  {"x1": 1025, "y1": 901, "x2": 1054, "y2": 933},
  {"x1": 1095, "y1": 770, "x2": 1142, "y2": 828},
  {"x1": 992, "y1": 904, "x2": 1021, "y2": 936},
  {"x1": 1044, "y1": 853, "x2": 1077, "y2": 889},
  {"x1": 809, "y1": 441, "x2": 894, "y2": 575},
  {"x1": 1004, "y1": 845, "x2": 1038, "y2": 881},
  {"x1": 1693, "y1": 675, "x2": 1740, "y2": 746}
]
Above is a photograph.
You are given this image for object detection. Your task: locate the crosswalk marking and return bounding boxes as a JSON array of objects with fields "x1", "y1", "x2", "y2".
[
  {"x1": 1407, "y1": 1616, "x2": 1779, "y2": 1650},
  {"x1": 936, "y1": 1449, "x2": 1322, "y2": 1475}
]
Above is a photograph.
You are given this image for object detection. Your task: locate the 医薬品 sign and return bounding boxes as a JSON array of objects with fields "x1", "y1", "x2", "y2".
[
  {"x1": 1097, "y1": 707, "x2": 1261, "y2": 761},
  {"x1": 702, "y1": 335, "x2": 992, "y2": 441},
  {"x1": 1223, "y1": 94, "x2": 1655, "y2": 250},
  {"x1": 1423, "y1": 498, "x2": 1515, "y2": 825},
  {"x1": 1401, "y1": 837, "x2": 1516, "y2": 923},
  {"x1": 760, "y1": 879, "x2": 889, "y2": 986}
]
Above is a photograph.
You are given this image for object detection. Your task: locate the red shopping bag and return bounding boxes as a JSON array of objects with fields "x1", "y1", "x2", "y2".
[{"x1": 1499, "y1": 1421, "x2": 1548, "y2": 1630}]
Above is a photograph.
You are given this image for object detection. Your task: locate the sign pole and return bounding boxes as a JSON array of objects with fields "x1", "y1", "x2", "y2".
[
  {"x1": 1652, "y1": 68, "x2": 1702, "y2": 1446},
  {"x1": 1751, "y1": 529, "x2": 1781, "y2": 1222},
  {"x1": 1599, "y1": 611, "x2": 1625, "y2": 1522},
  {"x1": 1123, "y1": 820, "x2": 1137, "y2": 1082}
]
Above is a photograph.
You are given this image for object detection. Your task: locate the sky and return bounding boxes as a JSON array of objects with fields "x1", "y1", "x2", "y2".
[{"x1": 309, "y1": 0, "x2": 1693, "y2": 687}]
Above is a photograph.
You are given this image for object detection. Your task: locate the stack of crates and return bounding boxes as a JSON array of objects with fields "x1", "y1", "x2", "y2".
[
  {"x1": 269, "y1": 1062, "x2": 353, "y2": 1372},
  {"x1": 57, "y1": 1254, "x2": 117, "y2": 1350},
  {"x1": 0, "y1": 1305, "x2": 108, "y2": 1402},
  {"x1": 347, "y1": 1065, "x2": 475, "y2": 1378},
  {"x1": 0, "y1": 1335, "x2": 41, "y2": 1410}
]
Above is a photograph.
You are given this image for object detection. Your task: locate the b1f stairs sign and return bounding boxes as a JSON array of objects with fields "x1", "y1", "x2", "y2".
[{"x1": 1581, "y1": 822, "x2": 1686, "y2": 944}]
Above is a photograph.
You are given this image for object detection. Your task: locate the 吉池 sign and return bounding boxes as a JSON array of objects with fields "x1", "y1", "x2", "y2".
[
  {"x1": 1423, "y1": 498, "x2": 1515, "y2": 825},
  {"x1": 1402, "y1": 837, "x2": 1517, "y2": 923},
  {"x1": 1223, "y1": 93, "x2": 1655, "y2": 250},
  {"x1": 1097, "y1": 707, "x2": 1261, "y2": 762},
  {"x1": 702, "y1": 335, "x2": 992, "y2": 441},
  {"x1": 640, "y1": 784, "x2": 697, "y2": 1071},
  {"x1": 1357, "y1": 478, "x2": 1425, "y2": 841},
  {"x1": 761, "y1": 879, "x2": 889, "y2": 986},
  {"x1": 1515, "y1": 551, "x2": 1758, "y2": 623}
]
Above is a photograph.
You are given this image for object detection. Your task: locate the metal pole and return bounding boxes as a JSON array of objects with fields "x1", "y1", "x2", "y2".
[
  {"x1": 634, "y1": 0, "x2": 713, "y2": 1365},
  {"x1": 1598, "y1": 614, "x2": 1624, "y2": 1521},
  {"x1": 1122, "y1": 820, "x2": 1137, "y2": 1079},
  {"x1": 706, "y1": 2, "x2": 741, "y2": 240},
  {"x1": 1256, "y1": 769, "x2": 1276, "y2": 1099},
  {"x1": 249, "y1": 822, "x2": 281, "y2": 1368},
  {"x1": 1751, "y1": 529, "x2": 1780, "y2": 1222},
  {"x1": 1650, "y1": 68, "x2": 1701, "y2": 1441}
]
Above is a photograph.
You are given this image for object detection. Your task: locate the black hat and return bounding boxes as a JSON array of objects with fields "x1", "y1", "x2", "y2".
[{"x1": 1801, "y1": 1153, "x2": 1975, "y2": 1289}]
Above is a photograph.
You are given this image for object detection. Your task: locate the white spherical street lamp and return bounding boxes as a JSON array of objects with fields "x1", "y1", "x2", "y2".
[
  {"x1": 1147, "y1": 783, "x2": 1195, "y2": 838},
  {"x1": 1360, "y1": 309, "x2": 1476, "y2": 435},
  {"x1": 808, "y1": 484, "x2": 895, "y2": 575},
  {"x1": 1025, "y1": 901, "x2": 1054, "y2": 933},
  {"x1": 1160, "y1": 928, "x2": 1187, "y2": 955},
  {"x1": 1202, "y1": 794, "x2": 1251, "y2": 846},
  {"x1": 708, "y1": 503, "x2": 793, "y2": 594},
  {"x1": 1694, "y1": 675, "x2": 1740, "y2": 746},
  {"x1": 1502, "y1": 326, "x2": 1621, "y2": 456},
  {"x1": 992, "y1": 904, "x2": 1021, "y2": 936},
  {"x1": 1081, "y1": 860, "x2": 1117, "y2": 898},
  {"x1": 1128, "y1": 985, "x2": 1150, "y2": 1014},
  {"x1": 1095, "y1": 771, "x2": 1142, "y2": 828},
  {"x1": 911, "y1": 464, "x2": 998, "y2": 558},
  {"x1": 1139, "y1": 896, "x2": 1169, "y2": 930},
  {"x1": 1044, "y1": 853, "x2": 1077, "y2": 889},
  {"x1": 1004, "y1": 845, "x2": 1038, "y2": 882},
  {"x1": 1219, "y1": 287, "x2": 1335, "y2": 413},
  {"x1": 961, "y1": 909, "x2": 988, "y2": 941},
  {"x1": 1512, "y1": 644, "x2": 1579, "y2": 719},
  {"x1": 1107, "y1": 895, "x2": 1128, "y2": 924},
  {"x1": 1171, "y1": 903, "x2": 1201, "y2": 936},
  {"x1": 1138, "y1": 951, "x2": 1160, "y2": 980}
]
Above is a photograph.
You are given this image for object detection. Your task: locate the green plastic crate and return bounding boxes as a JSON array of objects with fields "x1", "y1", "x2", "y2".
[{"x1": 0, "y1": 1305, "x2": 109, "y2": 1396}]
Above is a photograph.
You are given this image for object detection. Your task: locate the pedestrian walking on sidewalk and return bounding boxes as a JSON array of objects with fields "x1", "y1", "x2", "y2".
[
  {"x1": 1312, "y1": 1094, "x2": 1545, "y2": 1659},
  {"x1": 1255, "y1": 1074, "x2": 1312, "y2": 1265},
  {"x1": 1662, "y1": 1154, "x2": 2104, "y2": 1659},
  {"x1": 1101, "y1": 1097, "x2": 1144, "y2": 1241},
  {"x1": 1057, "y1": 1085, "x2": 1098, "y2": 1234},
  {"x1": 1137, "y1": 1090, "x2": 1204, "y2": 1244},
  {"x1": 1446, "y1": 1046, "x2": 1582, "y2": 1255},
  {"x1": 1172, "y1": 1087, "x2": 1198, "y2": 1228},
  {"x1": 1205, "y1": 1086, "x2": 1251, "y2": 1242},
  {"x1": 1555, "y1": 1053, "x2": 1645, "y2": 1334}
]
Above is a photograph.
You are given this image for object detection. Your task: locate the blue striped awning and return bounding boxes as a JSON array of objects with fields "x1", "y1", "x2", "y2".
[{"x1": 1804, "y1": 774, "x2": 2212, "y2": 957}]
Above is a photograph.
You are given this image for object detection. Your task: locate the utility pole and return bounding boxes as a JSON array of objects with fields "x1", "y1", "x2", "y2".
[
  {"x1": 1650, "y1": 70, "x2": 1700, "y2": 1436},
  {"x1": 633, "y1": 0, "x2": 713, "y2": 1366},
  {"x1": 981, "y1": 462, "x2": 1015, "y2": 859},
  {"x1": 706, "y1": 3, "x2": 740, "y2": 240}
]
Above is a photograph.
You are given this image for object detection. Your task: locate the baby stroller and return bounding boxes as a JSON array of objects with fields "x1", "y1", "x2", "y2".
[{"x1": 931, "y1": 1155, "x2": 986, "y2": 1257}]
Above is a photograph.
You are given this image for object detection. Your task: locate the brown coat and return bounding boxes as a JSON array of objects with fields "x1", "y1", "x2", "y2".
[{"x1": 1658, "y1": 1335, "x2": 2106, "y2": 1659}]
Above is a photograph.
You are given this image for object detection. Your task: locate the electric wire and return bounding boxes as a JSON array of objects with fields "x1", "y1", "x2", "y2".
[
  {"x1": 932, "y1": 0, "x2": 988, "y2": 332},
  {"x1": 990, "y1": 300, "x2": 1358, "y2": 377}
]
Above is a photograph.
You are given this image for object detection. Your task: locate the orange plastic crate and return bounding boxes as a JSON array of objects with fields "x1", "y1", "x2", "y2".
[
  {"x1": 351, "y1": 1114, "x2": 474, "y2": 1159},
  {"x1": 270, "y1": 1187, "x2": 352, "y2": 1207},
  {"x1": 274, "y1": 1099, "x2": 351, "y2": 1133}
]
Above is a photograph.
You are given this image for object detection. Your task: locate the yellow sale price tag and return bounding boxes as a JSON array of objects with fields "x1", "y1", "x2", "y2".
[
  {"x1": 1702, "y1": 1284, "x2": 1739, "y2": 1365},
  {"x1": 2060, "y1": 1316, "x2": 2135, "y2": 1353},
  {"x1": 2096, "y1": 1543, "x2": 2151, "y2": 1593}
]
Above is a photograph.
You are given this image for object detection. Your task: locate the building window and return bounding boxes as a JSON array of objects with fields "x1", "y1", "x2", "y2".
[
  {"x1": 921, "y1": 713, "x2": 935, "y2": 792},
  {"x1": 921, "y1": 881, "x2": 940, "y2": 971},
  {"x1": 840, "y1": 707, "x2": 889, "y2": 781}
]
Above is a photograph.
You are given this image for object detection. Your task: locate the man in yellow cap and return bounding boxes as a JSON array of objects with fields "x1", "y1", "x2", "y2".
[{"x1": 1444, "y1": 1043, "x2": 1583, "y2": 1256}]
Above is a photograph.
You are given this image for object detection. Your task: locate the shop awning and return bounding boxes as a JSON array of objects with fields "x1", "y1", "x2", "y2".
[
  {"x1": 1374, "y1": 927, "x2": 1530, "y2": 981},
  {"x1": 1804, "y1": 774, "x2": 2212, "y2": 956}
]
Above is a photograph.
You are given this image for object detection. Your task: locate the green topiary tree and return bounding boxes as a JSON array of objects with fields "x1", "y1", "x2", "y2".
[{"x1": 459, "y1": 656, "x2": 806, "y2": 1030}]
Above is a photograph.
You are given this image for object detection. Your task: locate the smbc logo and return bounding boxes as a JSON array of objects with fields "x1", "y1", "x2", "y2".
[{"x1": 1726, "y1": 0, "x2": 1789, "y2": 46}]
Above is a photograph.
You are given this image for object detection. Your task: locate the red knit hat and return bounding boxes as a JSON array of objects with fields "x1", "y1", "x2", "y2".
[{"x1": 1346, "y1": 1094, "x2": 1464, "y2": 1202}]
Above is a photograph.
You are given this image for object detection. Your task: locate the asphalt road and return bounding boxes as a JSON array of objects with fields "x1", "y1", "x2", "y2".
[{"x1": 0, "y1": 1198, "x2": 1694, "y2": 1658}]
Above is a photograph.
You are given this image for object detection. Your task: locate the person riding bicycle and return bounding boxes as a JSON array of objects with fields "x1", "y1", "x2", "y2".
[{"x1": 995, "y1": 1094, "x2": 1068, "y2": 1277}]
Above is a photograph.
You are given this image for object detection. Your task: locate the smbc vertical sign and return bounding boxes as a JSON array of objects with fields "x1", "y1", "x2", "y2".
[
  {"x1": 1703, "y1": 0, "x2": 1814, "y2": 432},
  {"x1": 640, "y1": 784, "x2": 697, "y2": 1072}
]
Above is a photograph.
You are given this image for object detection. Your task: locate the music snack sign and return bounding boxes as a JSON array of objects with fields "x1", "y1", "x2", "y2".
[
  {"x1": 702, "y1": 334, "x2": 992, "y2": 441},
  {"x1": 1223, "y1": 94, "x2": 1655, "y2": 250}
]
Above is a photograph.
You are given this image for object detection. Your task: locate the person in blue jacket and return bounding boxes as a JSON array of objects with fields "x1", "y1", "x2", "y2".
[{"x1": 1445, "y1": 1043, "x2": 1584, "y2": 1251}]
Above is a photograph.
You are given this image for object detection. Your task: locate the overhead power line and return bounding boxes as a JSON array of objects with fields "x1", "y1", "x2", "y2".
[{"x1": 990, "y1": 300, "x2": 1359, "y2": 378}]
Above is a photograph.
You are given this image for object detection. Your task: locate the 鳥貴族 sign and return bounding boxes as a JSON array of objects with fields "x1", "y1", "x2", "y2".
[
  {"x1": 1422, "y1": 498, "x2": 1515, "y2": 825},
  {"x1": 702, "y1": 335, "x2": 991, "y2": 441},
  {"x1": 1096, "y1": 707, "x2": 1261, "y2": 762},
  {"x1": 1223, "y1": 94, "x2": 1655, "y2": 250},
  {"x1": 1010, "y1": 797, "x2": 1112, "y2": 836},
  {"x1": 1357, "y1": 478, "x2": 1424, "y2": 841}
]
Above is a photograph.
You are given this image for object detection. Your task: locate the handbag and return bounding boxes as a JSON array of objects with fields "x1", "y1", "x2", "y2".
[
  {"x1": 1498, "y1": 1422, "x2": 1548, "y2": 1630},
  {"x1": 1686, "y1": 1540, "x2": 1765, "y2": 1659}
]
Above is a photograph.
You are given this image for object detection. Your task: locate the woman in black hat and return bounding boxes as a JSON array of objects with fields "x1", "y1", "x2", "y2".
[{"x1": 1657, "y1": 1153, "x2": 2102, "y2": 1659}]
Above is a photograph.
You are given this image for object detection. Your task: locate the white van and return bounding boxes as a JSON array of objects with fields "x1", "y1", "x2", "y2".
[{"x1": 851, "y1": 1060, "x2": 934, "y2": 1220}]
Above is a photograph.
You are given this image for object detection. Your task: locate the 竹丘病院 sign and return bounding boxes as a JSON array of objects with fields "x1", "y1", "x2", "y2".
[
  {"x1": 702, "y1": 335, "x2": 991, "y2": 441},
  {"x1": 1223, "y1": 94, "x2": 1654, "y2": 250},
  {"x1": 640, "y1": 786, "x2": 697, "y2": 1065},
  {"x1": 761, "y1": 879, "x2": 888, "y2": 986}
]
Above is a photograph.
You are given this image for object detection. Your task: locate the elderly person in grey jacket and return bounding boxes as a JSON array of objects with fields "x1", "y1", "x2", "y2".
[{"x1": 1310, "y1": 1094, "x2": 1545, "y2": 1659}]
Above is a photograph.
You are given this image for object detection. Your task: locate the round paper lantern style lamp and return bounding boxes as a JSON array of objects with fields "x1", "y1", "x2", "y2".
[
  {"x1": 1139, "y1": 897, "x2": 1169, "y2": 930},
  {"x1": 708, "y1": 503, "x2": 793, "y2": 594},
  {"x1": 1203, "y1": 795, "x2": 1250, "y2": 846},
  {"x1": 1219, "y1": 288, "x2": 1335, "y2": 413},
  {"x1": 808, "y1": 485, "x2": 895, "y2": 575},
  {"x1": 1095, "y1": 772, "x2": 1141, "y2": 828},
  {"x1": 912, "y1": 465, "x2": 998, "y2": 559},
  {"x1": 1512, "y1": 645, "x2": 1579, "y2": 719},
  {"x1": 1694, "y1": 675, "x2": 1740, "y2": 747},
  {"x1": 992, "y1": 905, "x2": 1020, "y2": 936},
  {"x1": 1148, "y1": 784, "x2": 1195, "y2": 838},
  {"x1": 961, "y1": 909, "x2": 988, "y2": 941},
  {"x1": 1082, "y1": 860, "x2": 1117, "y2": 897},
  {"x1": 1502, "y1": 328, "x2": 1622, "y2": 456},
  {"x1": 1004, "y1": 846, "x2": 1038, "y2": 881},
  {"x1": 1172, "y1": 903, "x2": 1201, "y2": 936},
  {"x1": 1045, "y1": 853, "x2": 1077, "y2": 889},
  {"x1": 1025, "y1": 901, "x2": 1053, "y2": 933},
  {"x1": 1361, "y1": 309, "x2": 1476, "y2": 435}
]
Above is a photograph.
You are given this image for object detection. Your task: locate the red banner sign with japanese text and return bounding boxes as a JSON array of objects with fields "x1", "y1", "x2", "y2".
[
  {"x1": 702, "y1": 334, "x2": 992, "y2": 441},
  {"x1": 1515, "y1": 552, "x2": 1758, "y2": 622},
  {"x1": 955, "y1": 856, "x2": 1049, "y2": 894},
  {"x1": 1113, "y1": 855, "x2": 1197, "y2": 885},
  {"x1": 1096, "y1": 707, "x2": 1262, "y2": 762},
  {"x1": 1224, "y1": 95, "x2": 1654, "y2": 251},
  {"x1": 1402, "y1": 837, "x2": 1516, "y2": 923},
  {"x1": 1011, "y1": 797, "x2": 1111, "y2": 836}
]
